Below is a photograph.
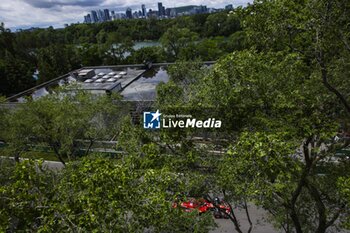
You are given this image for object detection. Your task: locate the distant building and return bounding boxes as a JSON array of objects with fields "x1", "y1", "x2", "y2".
[
  {"x1": 200, "y1": 5, "x2": 208, "y2": 13},
  {"x1": 225, "y1": 4, "x2": 233, "y2": 10},
  {"x1": 104, "y1": 9, "x2": 110, "y2": 21},
  {"x1": 120, "y1": 13, "x2": 127, "y2": 19},
  {"x1": 97, "y1": 10, "x2": 104, "y2": 22},
  {"x1": 148, "y1": 9, "x2": 158, "y2": 18},
  {"x1": 84, "y1": 14, "x2": 92, "y2": 23},
  {"x1": 142, "y1": 4, "x2": 147, "y2": 17},
  {"x1": 158, "y1": 2, "x2": 164, "y2": 17},
  {"x1": 91, "y1": 10, "x2": 98, "y2": 23},
  {"x1": 170, "y1": 8, "x2": 177, "y2": 17},
  {"x1": 113, "y1": 13, "x2": 126, "y2": 19},
  {"x1": 98, "y1": 9, "x2": 105, "y2": 22},
  {"x1": 126, "y1": 8, "x2": 132, "y2": 19},
  {"x1": 165, "y1": 8, "x2": 171, "y2": 17},
  {"x1": 162, "y1": 6, "x2": 165, "y2": 17},
  {"x1": 84, "y1": 3, "x2": 216, "y2": 24},
  {"x1": 208, "y1": 8, "x2": 221, "y2": 13},
  {"x1": 189, "y1": 5, "x2": 208, "y2": 14},
  {"x1": 133, "y1": 11, "x2": 139, "y2": 19}
]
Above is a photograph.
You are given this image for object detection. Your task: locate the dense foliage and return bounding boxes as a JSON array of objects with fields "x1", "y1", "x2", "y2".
[
  {"x1": 2, "y1": 89, "x2": 127, "y2": 164},
  {"x1": 155, "y1": 0, "x2": 350, "y2": 232},
  {"x1": 0, "y1": 157, "x2": 214, "y2": 232}
]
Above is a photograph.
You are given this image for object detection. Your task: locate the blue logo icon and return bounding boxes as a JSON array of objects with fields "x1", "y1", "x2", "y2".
[{"x1": 143, "y1": 110, "x2": 162, "y2": 129}]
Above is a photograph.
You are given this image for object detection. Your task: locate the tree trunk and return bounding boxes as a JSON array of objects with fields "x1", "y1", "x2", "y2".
[
  {"x1": 85, "y1": 138, "x2": 94, "y2": 156},
  {"x1": 52, "y1": 145, "x2": 65, "y2": 166},
  {"x1": 14, "y1": 151, "x2": 20, "y2": 163},
  {"x1": 243, "y1": 199, "x2": 253, "y2": 233},
  {"x1": 306, "y1": 181, "x2": 327, "y2": 233}
]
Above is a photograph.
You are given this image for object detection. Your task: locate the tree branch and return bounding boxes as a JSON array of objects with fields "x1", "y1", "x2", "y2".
[{"x1": 316, "y1": 50, "x2": 350, "y2": 115}]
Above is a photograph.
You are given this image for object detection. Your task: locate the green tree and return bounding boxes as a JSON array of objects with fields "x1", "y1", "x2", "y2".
[
  {"x1": 77, "y1": 43, "x2": 103, "y2": 66},
  {"x1": 157, "y1": 60, "x2": 209, "y2": 108},
  {"x1": 0, "y1": 155, "x2": 215, "y2": 232},
  {"x1": 243, "y1": 0, "x2": 350, "y2": 115},
  {"x1": 0, "y1": 23, "x2": 15, "y2": 56},
  {"x1": 130, "y1": 46, "x2": 162, "y2": 64},
  {"x1": 195, "y1": 51, "x2": 349, "y2": 233},
  {"x1": 160, "y1": 26, "x2": 199, "y2": 61},
  {"x1": 0, "y1": 55, "x2": 35, "y2": 96},
  {"x1": 103, "y1": 33, "x2": 134, "y2": 65},
  {"x1": 204, "y1": 11, "x2": 240, "y2": 37},
  {"x1": 196, "y1": 38, "x2": 225, "y2": 61},
  {"x1": 224, "y1": 31, "x2": 247, "y2": 52},
  {"x1": 37, "y1": 44, "x2": 81, "y2": 83},
  {"x1": 2, "y1": 88, "x2": 126, "y2": 164},
  {"x1": 0, "y1": 160, "x2": 56, "y2": 232}
]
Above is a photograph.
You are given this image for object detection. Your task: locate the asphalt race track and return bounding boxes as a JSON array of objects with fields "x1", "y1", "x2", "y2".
[{"x1": 211, "y1": 204, "x2": 278, "y2": 233}]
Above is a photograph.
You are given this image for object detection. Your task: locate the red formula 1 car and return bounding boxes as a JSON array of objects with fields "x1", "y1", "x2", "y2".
[
  {"x1": 212, "y1": 197, "x2": 231, "y2": 219},
  {"x1": 172, "y1": 197, "x2": 231, "y2": 219}
]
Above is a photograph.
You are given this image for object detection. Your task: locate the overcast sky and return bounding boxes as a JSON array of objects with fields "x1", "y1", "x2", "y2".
[{"x1": 0, "y1": 0, "x2": 251, "y2": 30}]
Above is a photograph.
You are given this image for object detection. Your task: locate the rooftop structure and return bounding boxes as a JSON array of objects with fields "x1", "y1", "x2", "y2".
[
  {"x1": 4, "y1": 62, "x2": 215, "y2": 105},
  {"x1": 5, "y1": 64, "x2": 168, "y2": 103},
  {"x1": 5, "y1": 65, "x2": 146, "y2": 102}
]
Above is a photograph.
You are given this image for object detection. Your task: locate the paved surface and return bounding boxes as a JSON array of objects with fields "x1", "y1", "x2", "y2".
[
  {"x1": 211, "y1": 204, "x2": 279, "y2": 233},
  {"x1": 211, "y1": 205, "x2": 350, "y2": 233},
  {"x1": 42, "y1": 160, "x2": 65, "y2": 170}
]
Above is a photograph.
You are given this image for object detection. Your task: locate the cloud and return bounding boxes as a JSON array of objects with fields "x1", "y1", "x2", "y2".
[
  {"x1": 22, "y1": 0, "x2": 102, "y2": 8},
  {"x1": 0, "y1": 0, "x2": 87, "y2": 29}
]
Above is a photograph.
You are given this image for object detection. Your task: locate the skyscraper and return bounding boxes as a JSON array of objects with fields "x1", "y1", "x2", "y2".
[
  {"x1": 84, "y1": 14, "x2": 92, "y2": 23},
  {"x1": 91, "y1": 10, "x2": 98, "y2": 23},
  {"x1": 98, "y1": 9, "x2": 105, "y2": 22},
  {"x1": 104, "y1": 9, "x2": 110, "y2": 21},
  {"x1": 158, "y1": 2, "x2": 163, "y2": 17},
  {"x1": 225, "y1": 4, "x2": 233, "y2": 10},
  {"x1": 142, "y1": 4, "x2": 147, "y2": 18},
  {"x1": 170, "y1": 8, "x2": 177, "y2": 17},
  {"x1": 126, "y1": 8, "x2": 132, "y2": 19},
  {"x1": 165, "y1": 8, "x2": 171, "y2": 17}
]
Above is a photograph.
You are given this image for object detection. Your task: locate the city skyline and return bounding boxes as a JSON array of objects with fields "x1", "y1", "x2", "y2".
[
  {"x1": 84, "y1": 3, "x2": 216, "y2": 23},
  {"x1": 0, "y1": 0, "x2": 252, "y2": 30}
]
